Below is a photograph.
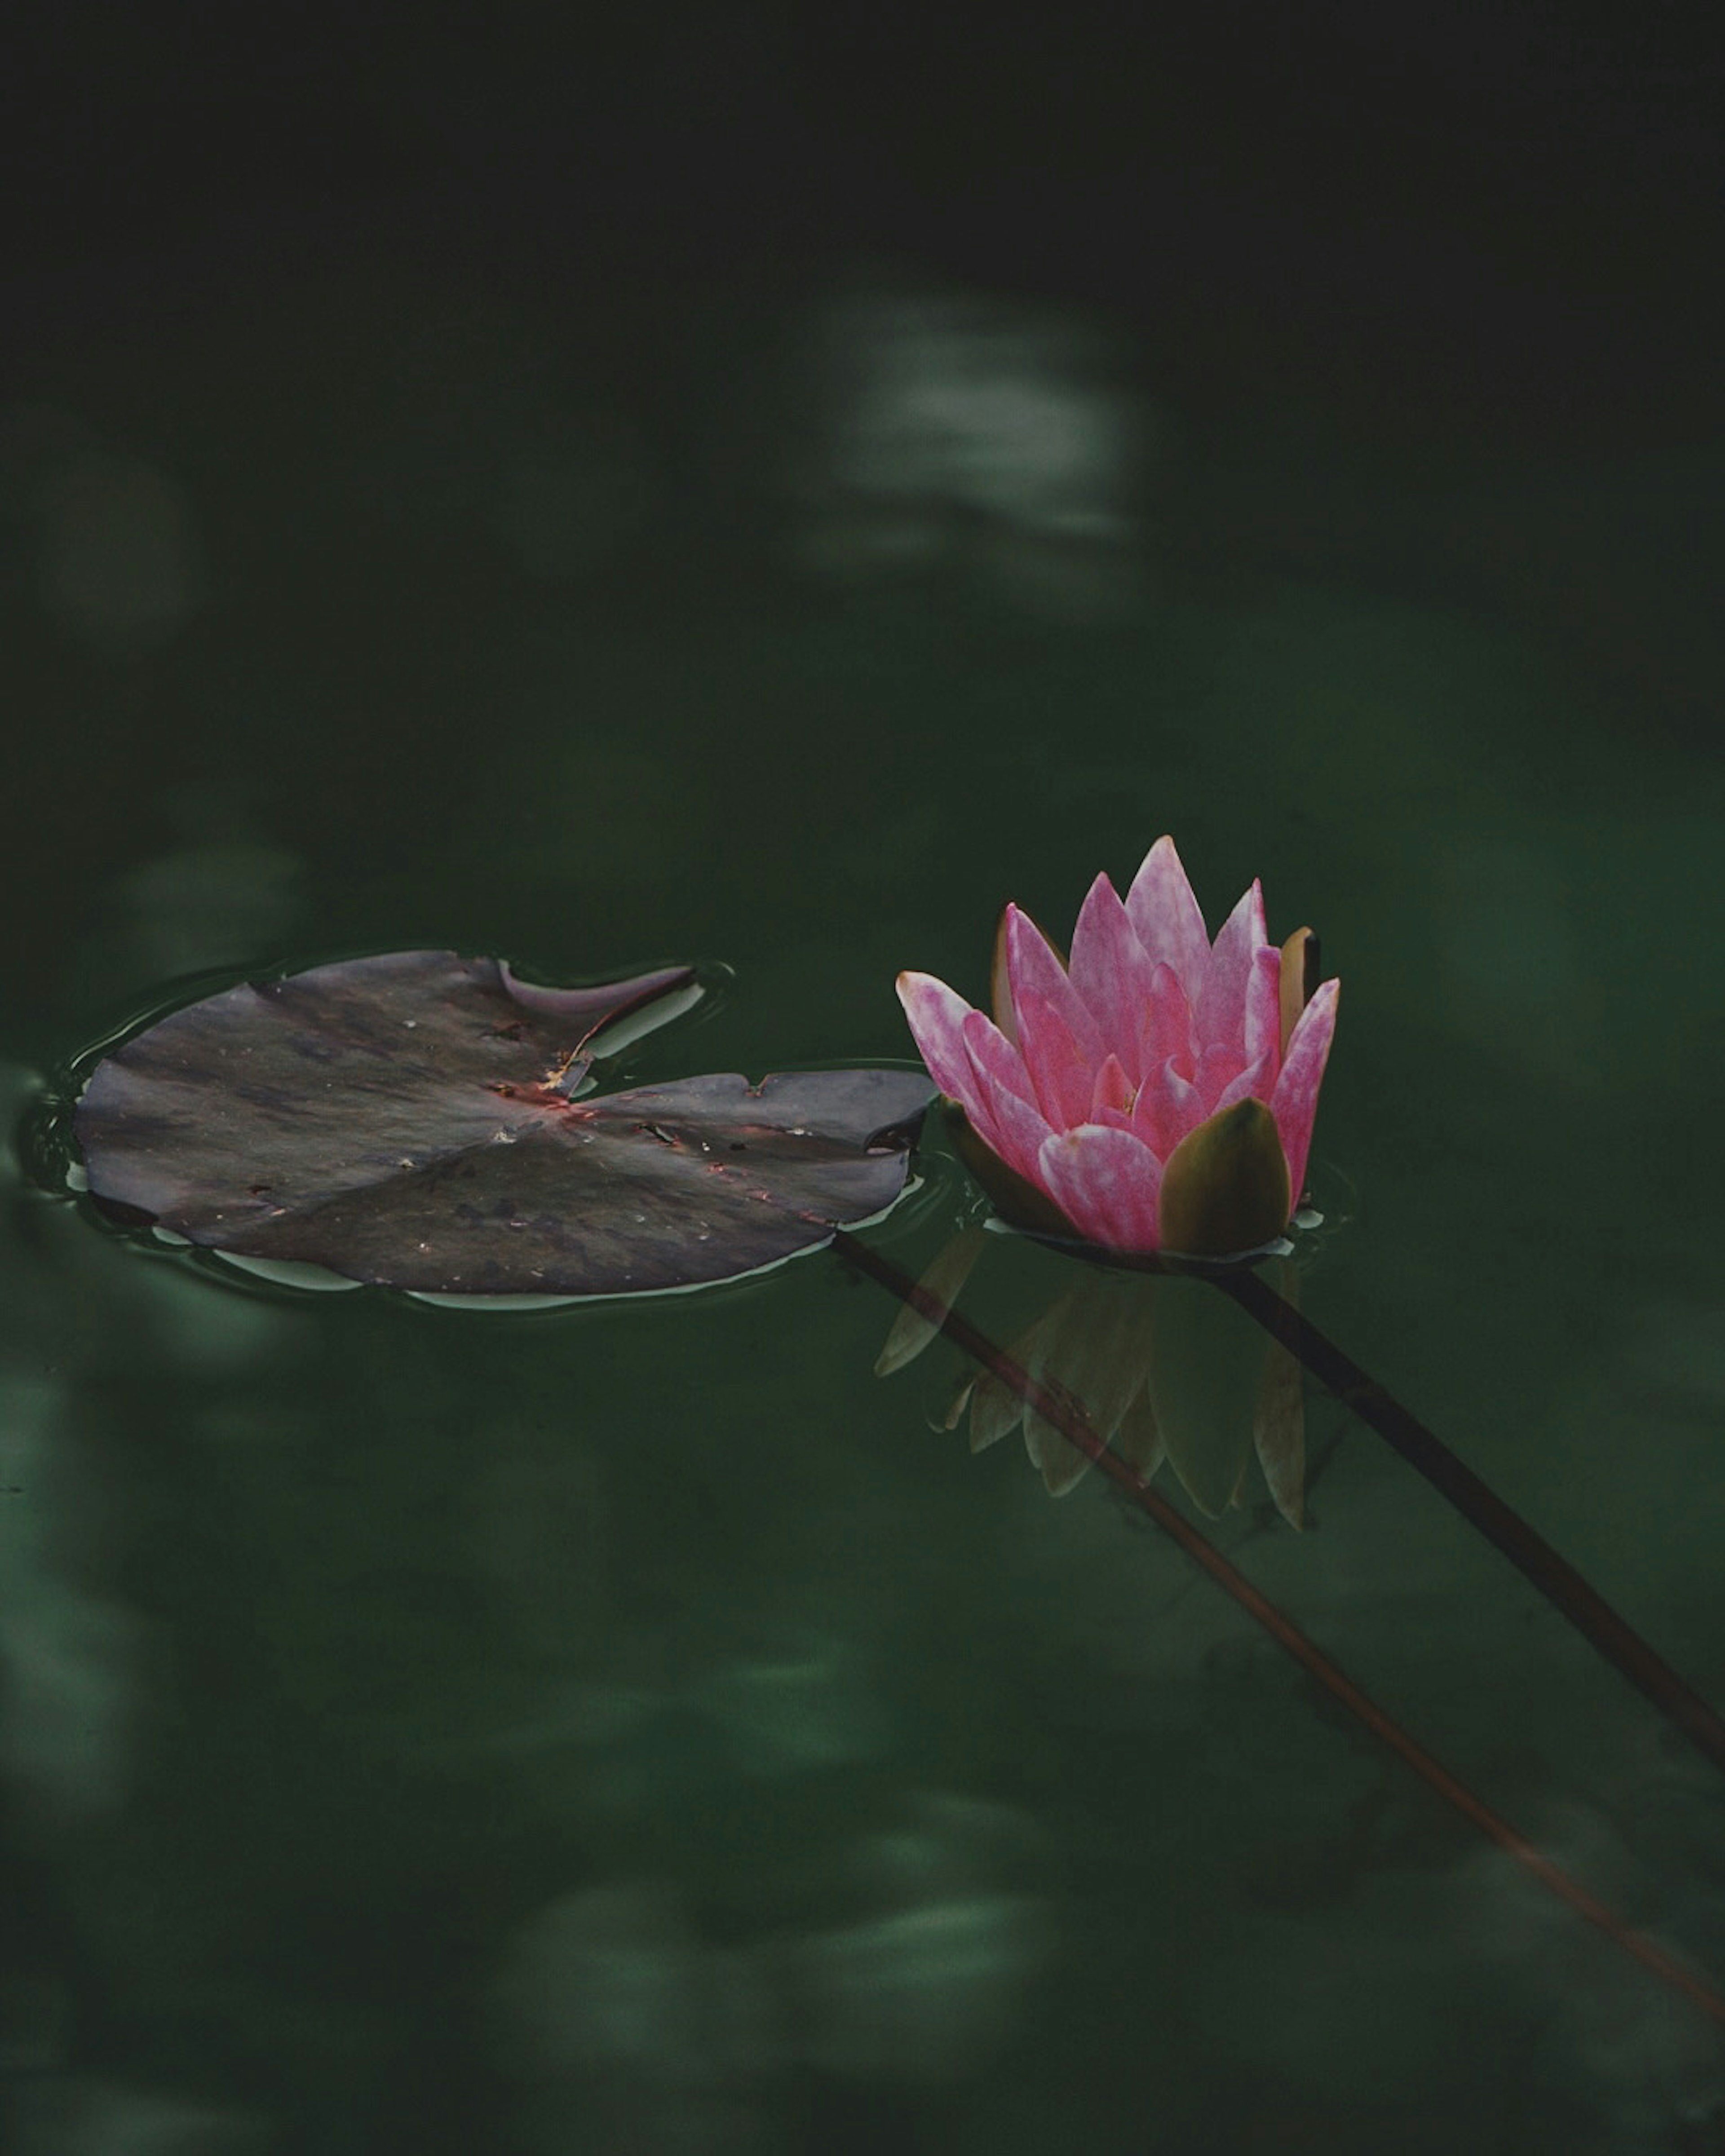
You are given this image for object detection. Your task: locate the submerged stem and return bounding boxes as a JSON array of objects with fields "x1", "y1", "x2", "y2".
[
  {"x1": 1216, "y1": 1264, "x2": 1725, "y2": 1782},
  {"x1": 835, "y1": 1226, "x2": 1725, "y2": 2031}
]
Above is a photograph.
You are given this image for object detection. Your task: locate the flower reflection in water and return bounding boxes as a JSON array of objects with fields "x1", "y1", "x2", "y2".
[{"x1": 879, "y1": 1228, "x2": 1309, "y2": 1522}]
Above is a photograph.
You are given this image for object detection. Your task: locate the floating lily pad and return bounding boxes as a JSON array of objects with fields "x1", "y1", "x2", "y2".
[{"x1": 71, "y1": 950, "x2": 933, "y2": 1297}]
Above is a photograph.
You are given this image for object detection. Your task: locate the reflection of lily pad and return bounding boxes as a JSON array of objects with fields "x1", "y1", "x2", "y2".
[{"x1": 72, "y1": 950, "x2": 933, "y2": 1297}]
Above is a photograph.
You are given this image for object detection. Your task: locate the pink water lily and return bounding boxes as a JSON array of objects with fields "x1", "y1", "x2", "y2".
[{"x1": 897, "y1": 836, "x2": 1339, "y2": 1258}]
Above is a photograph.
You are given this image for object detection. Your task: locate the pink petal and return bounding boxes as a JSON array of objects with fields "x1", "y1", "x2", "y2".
[
  {"x1": 1014, "y1": 987, "x2": 1098, "y2": 1131},
  {"x1": 959, "y1": 1006, "x2": 1038, "y2": 1111},
  {"x1": 1132, "y1": 1052, "x2": 1200, "y2": 1162},
  {"x1": 1196, "y1": 1040, "x2": 1247, "y2": 1112},
  {"x1": 1243, "y1": 944, "x2": 1283, "y2": 1070},
  {"x1": 1135, "y1": 961, "x2": 1195, "y2": 1087},
  {"x1": 1003, "y1": 905, "x2": 1102, "y2": 1064},
  {"x1": 1068, "y1": 874, "x2": 1159, "y2": 1082},
  {"x1": 1035, "y1": 1123, "x2": 1165, "y2": 1252},
  {"x1": 1090, "y1": 1052, "x2": 1134, "y2": 1119},
  {"x1": 1194, "y1": 880, "x2": 1269, "y2": 1058},
  {"x1": 990, "y1": 1085, "x2": 1064, "y2": 1186},
  {"x1": 1269, "y1": 976, "x2": 1339, "y2": 1206},
  {"x1": 1123, "y1": 836, "x2": 1210, "y2": 1003},
  {"x1": 1212, "y1": 1050, "x2": 1274, "y2": 1117},
  {"x1": 948, "y1": 1007, "x2": 1029, "y2": 1167},
  {"x1": 961, "y1": 1010, "x2": 1055, "y2": 1183},
  {"x1": 898, "y1": 976, "x2": 1012, "y2": 1165},
  {"x1": 897, "y1": 972, "x2": 988, "y2": 1114}
]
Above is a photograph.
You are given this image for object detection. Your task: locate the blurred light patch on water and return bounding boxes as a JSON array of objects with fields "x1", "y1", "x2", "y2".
[
  {"x1": 9, "y1": 2077, "x2": 277, "y2": 2156},
  {"x1": 488, "y1": 1792, "x2": 1049, "y2": 2148},
  {"x1": 787, "y1": 275, "x2": 1158, "y2": 616},
  {"x1": 491, "y1": 1882, "x2": 786, "y2": 2153}
]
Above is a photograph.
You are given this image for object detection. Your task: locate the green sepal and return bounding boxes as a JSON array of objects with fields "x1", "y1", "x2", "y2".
[{"x1": 1155, "y1": 1097, "x2": 1291, "y2": 1259}]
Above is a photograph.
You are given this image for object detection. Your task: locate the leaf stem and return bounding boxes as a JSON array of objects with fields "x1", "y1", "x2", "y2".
[
  {"x1": 833, "y1": 1226, "x2": 1725, "y2": 2031},
  {"x1": 1216, "y1": 1264, "x2": 1725, "y2": 1781}
]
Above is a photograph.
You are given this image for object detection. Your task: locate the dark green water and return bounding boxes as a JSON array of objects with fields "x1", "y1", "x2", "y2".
[{"x1": 4, "y1": 68, "x2": 1725, "y2": 2150}]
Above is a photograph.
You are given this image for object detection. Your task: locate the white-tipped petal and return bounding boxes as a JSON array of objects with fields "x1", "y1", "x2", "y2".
[
  {"x1": 1035, "y1": 1123, "x2": 1165, "y2": 1253},
  {"x1": 1124, "y1": 836, "x2": 1210, "y2": 1003},
  {"x1": 1195, "y1": 879, "x2": 1269, "y2": 1056}
]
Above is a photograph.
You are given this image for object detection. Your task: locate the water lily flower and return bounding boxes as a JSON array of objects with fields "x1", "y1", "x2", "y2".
[{"x1": 897, "y1": 836, "x2": 1338, "y2": 1258}]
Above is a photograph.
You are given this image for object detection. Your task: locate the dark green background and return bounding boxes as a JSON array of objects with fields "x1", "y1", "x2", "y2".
[{"x1": 4, "y1": 8, "x2": 1723, "y2": 2149}]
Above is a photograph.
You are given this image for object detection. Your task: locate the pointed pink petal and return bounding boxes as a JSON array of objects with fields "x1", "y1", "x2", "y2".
[
  {"x1": 1135, "y1": 961, "x2": 1195, "y2": 1091},
  {"x1": 1269, "y1": 976, "x2": 1339, "y2": 1206},
  {"x1": 1003, "y1": 905, "x2": 1102, "y2": 1064},
  {"x1": 1088, "y1": 1051, "x2": 1137, "y2": 1135},
  {"x1": 1035, "y1": 1123, "x2": 1165, "y2": 1252},
  {"x1": 958, "y1": 1006, "x2": 1037, "y2": 1111},
  {"x1": 1194, "y1": 880, "x2": 1269, "y2": 1058},
  {"x1": 1090, "y1": 1052, "x2": 1134, "y2": 1119},
  {"x1": 1132, "y1": 1052, "x2": 1200, "y2": 1162},
  {"x1": 961, "y1": 1010, "x2": 1056, "y2": 1184},
  {"x1": 1014, "y1": 987, "x2": 1097, "y2": 1130},
  {"x1": 1068, "y1": 874, "x2": 1159, "y2": 1083},
  {"x1": 1243, "y1": 943, "x2": 1283, "y2": 1070},
  {"x1": 1124, "y1": 836, "x2": 1209, "y2": 1003},
  {"x1": 897, "y1": 973, "x2": 989, "y2": 1115},
  {"x1": 1212, "y1": 1050, "x2": 1274, "y2": 1117},
  {"x1": 1196, "y1": 1040, "x2": 1247, "y2": 1112},
  {"x1": 991, "y1": 1086, "x2": 1064, "y2": 1184}
]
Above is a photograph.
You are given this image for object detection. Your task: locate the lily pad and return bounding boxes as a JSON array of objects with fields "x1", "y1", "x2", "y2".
[{"x1": 71, "y1": 950, "x2": 933, "y2": 1297}]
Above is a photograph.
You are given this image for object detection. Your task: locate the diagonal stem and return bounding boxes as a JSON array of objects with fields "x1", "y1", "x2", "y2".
[
  {"x1": 1215, "y1": 1264, "x2": 1725, "y2": 1781},
  {"x1": 832, "y1": 1226, "x2": 1725, "y2": 2031}
]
